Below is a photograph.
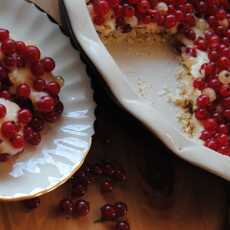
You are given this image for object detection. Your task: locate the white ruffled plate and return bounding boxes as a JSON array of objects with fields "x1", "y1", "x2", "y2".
[
  {"x1": 61, "y1": 0, "x2": 230, "y2": 181},
  {"x1": 0, "y1": 0, "x2": 96, "y2": 200}
]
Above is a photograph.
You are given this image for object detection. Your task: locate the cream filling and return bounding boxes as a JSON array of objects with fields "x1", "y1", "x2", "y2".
[
  {"x1": 8, "y1": 68, "x2": 61, "y2": 107},
  {"x1": 182, "y1": 50, "x2": 208, "y2": 77},
  {"x1": 0, "y1": 98, "x2": 23, "y2": 155}
]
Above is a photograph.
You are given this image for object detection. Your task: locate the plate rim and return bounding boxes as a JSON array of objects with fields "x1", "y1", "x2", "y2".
[
  {"x1": 60, "y1": 0, "x2": 230, "y2": 182},
  {"x1": 0, "y1": 0, "x2": 96, "y2": 201},
  {"x1": 0, "y1": 141, "x2": 91, "y2": 202}
]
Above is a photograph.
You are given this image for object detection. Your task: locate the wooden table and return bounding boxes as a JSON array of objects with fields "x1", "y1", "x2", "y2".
[{"x1": 0, "y1": 1, "x2": 228, "y2": 229}]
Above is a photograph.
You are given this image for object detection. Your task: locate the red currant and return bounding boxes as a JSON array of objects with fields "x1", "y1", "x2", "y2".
[
  {"x1": 59, "y1": 199, "x2": 74, "y2": 216},
  {"x1": 31, "y1": 61, "x2": 45, "y2": 76},
  {"x1": 115, "y1": 221, "x2": 130, "y2": 230},
  {"x1": 115, "y1": 202, "x2": 128, "y2": 218},
  {"x1": 0, "y1": 29, "x2": 9, "y2": 42},
  {"x1": 74, "y1": 200, "x2": 90, "y2": 217},
  {"x1": 0, "y1": 104, "x2": 7, "y2": 119},
  {"x1": 100, "y1": 179, "x2": 113, "y2": 193},
  {"x1": 137, "y1": 0, "x2": 150, "y2": 14},
  {"x1": 42, "y1": 57, "x2": 55, "y2": 72},
  {"x1": 25, "y1": 46, "x2": 41, "y2": 63},
  {"x1": 1, "y1": 39, "x2": 16, "y2": 55},
  {"x1": 18, "y1": 109, "x2": 32, "y2": 124},
  {"x1": 27, "y1": 131, "x2": 41, "y2": 145},
  {"x1": 94, "y1": 0, "x2": 110, "y2": 16},
  {"x1": 16, "y1": 41, "x2": 26, "y2": 56},
  {"x1": 101, "y1": 204, "x2": 116, "y2": 220},
  {"x1": 33, "y1": 79, "x2": 46, "y2": 91},
  {"x1": 1, "y1": 121, "x2": 18, "y2": 138},
  {"x1": 196, "y1": 95, "x2": 210, "y2": 107},
  {"x1": 0, "y1": 91, "x2": 11, "y2": 100},
  {"x1": 29, "y1": 116, "x2": 44, "y2": 132},
  {"x1": 203, "y1": 118, "x2": 218, "y2": 131},
  {"x1": 17, "y1": 84, "x2": 31, "y2": 98},
  {"x1": 46, "y1": 81, "x2": 60, "y2": 95},
  {"x1": 11, "y1": 134, "x2": 25, "y2": 149},
  {"x1": 36, "y1": 96, "x2": 55, "y2": 113}
]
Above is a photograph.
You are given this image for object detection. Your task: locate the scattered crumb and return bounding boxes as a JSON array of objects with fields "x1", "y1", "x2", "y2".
[
  {"x1": 158, "y1": 86, "x2": 171, "y2": 97},
  {"x1": 136, "y1": 78, "x2": 153, "y2": 98}
]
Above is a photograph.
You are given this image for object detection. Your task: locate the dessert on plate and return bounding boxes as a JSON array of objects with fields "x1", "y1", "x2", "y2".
[
  {"x1": 0, "y1": 28, "x2": 64, "y2": 161},
  {"x1": 86, "y1": 0, "x2": 230, "y2": 156}
]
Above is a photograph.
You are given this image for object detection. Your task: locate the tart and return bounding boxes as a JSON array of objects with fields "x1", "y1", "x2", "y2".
[
  {"x1": 87, "y1": 0, "x2": 230, "y2": 156},
  {"x1": 0, "y1": 28, "x2": 64, "y2": 161}
]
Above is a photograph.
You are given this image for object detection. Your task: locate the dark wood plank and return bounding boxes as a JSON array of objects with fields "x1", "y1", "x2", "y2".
[{"x1": 0, "y1": 1, "x2": 227, "y2": 229}]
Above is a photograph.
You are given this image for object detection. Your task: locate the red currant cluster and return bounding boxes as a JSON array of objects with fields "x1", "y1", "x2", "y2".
[
  {"x1": 101, "y1": 202, "x2": 130, "y2": 230},
  {"x1": 0, "y1": 28, "x2": 63, "y2": 155},
  {"x1": 23, "y1": 161, "x2": 129, "y2": 229},
  {"x1": 91, "y1": 0, "x2": 196, "y2": 29},
  {"x1": 71, "y1": 161, "x2": 127, "y2": 196},
  {"x1": 188, "y1": 3, "x2": 230, "y2": 155},
  {"x1": 59, "y1": 198, "x2": 90, "y2": 217}
]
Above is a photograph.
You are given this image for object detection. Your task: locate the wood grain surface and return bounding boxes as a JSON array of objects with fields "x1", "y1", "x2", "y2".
[{"x1": 0, "y1": 1, "x2": 228, "y2": 230}]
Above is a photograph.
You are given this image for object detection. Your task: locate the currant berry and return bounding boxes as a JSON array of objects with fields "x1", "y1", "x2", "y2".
[
  {"x1": 203, "y1": 118, "x2": 218, "y2": 131},
  {"x1": 31, "y1": 61, "x2": 45, "y2": 76},
  {"x1": 72, "y1": 183, "x2": 87, "y2": 198},
  {"x1": 18, "y1": 109, "x2": 32, "y2": 124},
  {"x1": 100, "y1": 179, "x2": 113, "y2": 193},
  {"x1": 1, "y1": 39, "x2": 16, "y2": 55},
  {"x1": 94, "y1": 0, "x2": 110, "y2": 17},
  {"x1": 11, "y1": 134, "x2": 25, "y2": 149},
  {"x1": 36, "y1": 96, "x2": 55, "y2": 113},
  {"x1": 193, "y1": 78, "x2": 206, "y2": 90},
  {"x1": 4, "y1": 54, "x2": 17, "y2": 69},
  {"x1": 27, "y1": 131, "x2": 41, "y2": 145},
  {"x1": 16, "y1": 41, "x2": 27, "y2": 56},
  {"x1": 29, "y1": 116, "x2": 44, "y2": 132},
  {"x1": 137, "y1": 0, "x2": 150, "y2": 14},
  {"x1": 196, "y1": 95, "x2": 210, "y2": 107},
  {"x1": 59, "y1": 199, "x2": 74, "y2": 216},
  {"x1": 0, "y1": 104, "x2": 7, "y2": 119},
  {"x1": 0, "y1": 29, "x2": 9, "y2": 42},
  {"x1": 17, "y1": 84, "x2": 31, "y2": 98},
  {"x1": 33, "y1": 79, "x2": 46, "y2": 91},
  {"x1": 115, "y1": 202, "x2": 128, "y2": 218},
  {"x1": 24, "y1": 46, "x2": 41, "y2": 63},
  {"x1": 42, "y1": 57, "x2": 55, "y2": 72},
  {"x1": 101, "y1": 204, "x2": 117, "y2": 220},
  {"x1": 0, "y1": 91, "x2": 11, "y2": 100},
  {"x1": 74, "y1": 200, "x2": 90, "y2": 217},
  {"x1": 115, "y1": 221, "x2": 130, "y2": 230},
  {"x1": 165, "y1": 15, "x2": 176, "y2": 28},
  {"x1": 1, "y1": 121, "x2": 17, "y2": 138},
  {"x1": 24, "y1": 126, "x2": 34, "y2": 141},
  {"x1": 0, "y1": 66, "x2": 8, "y2": 81}
]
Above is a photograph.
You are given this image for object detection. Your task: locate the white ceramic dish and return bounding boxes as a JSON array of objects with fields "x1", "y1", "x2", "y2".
[
  {"x1": 61, "y1": 0, "x2": 230, "y2": 181},
  {"x1": 0, "y1": 0, "x2": 96, "y2": 201}
]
